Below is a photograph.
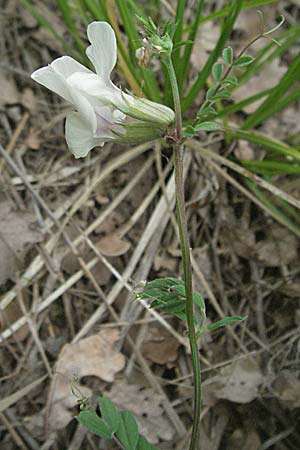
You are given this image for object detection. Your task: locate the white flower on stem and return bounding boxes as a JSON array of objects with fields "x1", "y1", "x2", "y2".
[{"x1": 31, "y1": 22, "x2": 174, "y2": 158}]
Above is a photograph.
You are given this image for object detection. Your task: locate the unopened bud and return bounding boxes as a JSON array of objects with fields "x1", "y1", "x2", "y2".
[
  {"x1": 136, "y1": 46, "x2": 151, "y2": 68},
  {"x1": 118, "y1": 94, "x2": 175, "y2": 127}
]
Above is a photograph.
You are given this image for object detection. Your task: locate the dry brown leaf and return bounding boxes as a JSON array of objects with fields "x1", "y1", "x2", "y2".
[
  {"x1": 25, "y1": 128, "x2": 42, "y2": 150},
  {"x1": 0, "y1": 74, "x2": 19, "y2": 106},
  {"x1": 223, "y1": 224, "x2": 256, "y2": 259},
  {"x1": 234, "y1": 141, "x2": 256, "y2": 161},
  {"x1": 47, "y1": 330, "x2": 125, "y2": 430},
  {"x1": 203, "y1": 359, "x2": 264, "y2": 404},
  {"x1": 60, "y1": 222, "x2": 111, "y2": 285},
  {"x1": 228, "y1": 428, "x2": 261, "y2": 450},
  {"x1": 107, "y1": 379, "x2": 174, "y2": 444},
  {"x1": 0, "y1": 201, "x2": 43, "y2": 285},
  {"x1": 256, "y1": 226, "x2": 298, "y2": 267},
  {"x1": 154, "y1": 250, "x2": 177, "y2": 273},
  {"x1": 272, "y1": 370, "x2": 300, "y2": 409},
  {"x1": 96, "y1": 234, "x2": 131, "y2": 256},
  {"x1": 141, "y1": 325, "x2": 180, "y2": 365},
  {"x1": 21, "y1": 89, "x2": 37, "y2": 111}
]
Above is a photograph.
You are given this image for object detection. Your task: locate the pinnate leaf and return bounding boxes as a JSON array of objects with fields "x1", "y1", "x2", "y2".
[
  {"x1": 206, "y1": 85, "x2": 218, "y2": 100},
  {"x1": 195, "y1": 122, "x2": 222, "y2": 132},
  {"x1": 137, "y1": 435, "x2": 160, "y2": 450},
  {"x1": 98, "y1": 397, "x2": 120, "y2": 434},
  {"x1": 222, "y1": 47, "x2": 233, "y2": 65},
  {"x1": 222, "y1": 76, "x2": 238, "y2": 86},
  {"x1": 233, "y1": 55, "x2": 255, "y2": 67},
  {"x1": 212, "y1": 62, "x2": 223, "y2": 82},
  {"x1": 116, "y1": 410, "x2": 139, "y2": 450},
  {"x1": 197, "y1": 105, "x2": 217, "y2": 116},
  {"x1": 210, "y1": 91, "x2": 231, "y2": 101},
  {"x1": 208, "y1": 316, "x2": 246, "y2": 331},
  {"x1": 182, "y1": 125, "x2": 195, "y2": 138},
  {"x1": 77, "y1": 411, "x2": 112, "y2": 439}
]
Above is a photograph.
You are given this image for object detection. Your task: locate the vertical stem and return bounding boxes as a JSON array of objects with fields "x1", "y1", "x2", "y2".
[{"x1": 164, "y1": 54, "x2": 202, "y2": 450}]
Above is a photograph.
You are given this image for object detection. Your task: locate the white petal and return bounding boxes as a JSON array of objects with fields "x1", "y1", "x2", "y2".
[
  {"x1": 67, "y1": 71, "x2": 127, "y2": 115},
  {"x1": 67, "y1": 72, "x2": 120, "y2": 106},
  {"x1": 94, "y1": 105, "x2": 125, "y2": 138},
  {"x1": 51, "y1": 55, "x2": 91, "y2": 78},
  {"x1": 62, "y1": 73, "x2": 98, "y2": 132},
  {"x1": 65, "y1": 112, "x2": 105, "y2": 158},
  {"x1": 31, "y1": 66, "x2": 72, "y2": 102},
  {"x1": 86, "y1": 22, "x2": 117, "y2": 83}
]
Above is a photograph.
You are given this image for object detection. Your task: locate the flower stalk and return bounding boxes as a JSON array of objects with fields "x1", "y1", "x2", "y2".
[{"x1": 164, "y1": 54, "x2": 202, "y2": 450}]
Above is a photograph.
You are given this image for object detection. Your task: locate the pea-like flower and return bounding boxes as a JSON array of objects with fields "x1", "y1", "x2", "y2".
[{"x1": 31, "y1": 22, "x2": 174, "y2": 158}]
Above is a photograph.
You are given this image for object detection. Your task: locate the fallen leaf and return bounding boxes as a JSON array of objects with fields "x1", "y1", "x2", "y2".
[
  {"x1": 272, "y1": 370, "x2": 300, "y2": 409},
  {"x1": 0, "y1": 201, "x2": 43, "y2": 286},
  {"x1": 60, "y1": 223, "x2": 111, "y2": 285},
  {"x1": 228, "y1": 427, "x2": 261, "y2": 450},
  {"x1": 234, "y1": 141, "x2": 256, "y2": 161},
  {"x1": 203, "y1": 359, "x2": 264, "y2": 404},
  {"x1": 0, "y1": 74, "x2": 19, "y2": 106},
  {"x1": 47, "y1": 330, "x2": 125, "y2": 430},
  {"x1": 256, "y1": 226, "x2": 298, "y2": 267},
  {"x1": 141, "y1": 325, "x2": 180, "y2": 365},
  {"x1": 107, "y1": 380, "x2": 174, "y2": 444},
  {"x1": 222, "y1": 223, "x2": 256, "y2": 259},
  {"x1": 21, "y1": 89, "x2": 37, "y2": 111},
  {"x1": 25, "y1": 128, "x2": 42, "y2": 150},
  {"x1": 96, "y1": 234, "x2": 131, "y2": 256}
]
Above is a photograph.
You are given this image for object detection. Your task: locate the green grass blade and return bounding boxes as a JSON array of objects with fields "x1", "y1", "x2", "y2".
[
  {"x1": 116, "y1": 0, "x2": 161, "y2": 101},
  {"x1": 245, "y1": 180, "x2": 300, "y2": 237},
  {"x1": 178, "y1": 0, "x2": 205, "y2": 94},
  {"x1": 217, "y1": 88, "x2": 273, "y2": 118},
  {"x1": 199, "y1": 0, "x2": 279, "y2": 25},
  {"x1": 172, "y1": 0, "x2": 186, "y2": 81},
  {"x1": 242, "y1": 160, "x2": 300, "y2": 175},
  {"x1": 229, "y1": 129, "x2": 300, "y2": 161},
  {"x1": 182, "y1": 0, "x2": 243, "y2": 112},
  {"x1": 82, "y1": 0, "x2": 108, "y2": 19},
  {"x1": 255, "y1": 89, "x2": 300, "y2": 125},
  {"x1": 242, "y1": 52, "x2": 300, "y2": 129},
  {"x1": 20, "y1": 0, "x2": 82, "y2": 60},
  {"x1": 56, "y1": 0, "x2": 89, "y2": 64},
  {"x1": 75, "y1": 0, "x2": 90, "y2": 26}
]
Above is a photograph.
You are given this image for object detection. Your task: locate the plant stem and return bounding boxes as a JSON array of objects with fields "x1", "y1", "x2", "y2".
[{"x1": 164, "y1": 53, "x2": 202, "y2": 450}]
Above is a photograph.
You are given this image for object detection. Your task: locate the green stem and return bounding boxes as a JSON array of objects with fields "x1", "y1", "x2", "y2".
[{"x1": 164, "y1": 53, "x2": 202, "y2": 450}]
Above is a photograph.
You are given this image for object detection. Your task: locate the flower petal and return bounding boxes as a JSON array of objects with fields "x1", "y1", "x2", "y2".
[
  {"x1": 94, "y1": 105, "x2": 125, "y2": 138},
  {"x1": 51, "y1": 55, "x2": 91, "y2": 78},
  {"x1": 86, "y1": 22, "x2": 117, "y2": 83},
  {"x1": 66, "y1": 72, "x2": 97, "y2": 134},
  {"x1": 67, "y1": 72, "x2": 121, "y2": 106},
  {"x1": 31, "y1": 66, "x2": 72, "y2": 102},
  {"x1": 65, "y1": 112, "x2": 105, "y2": 158}
]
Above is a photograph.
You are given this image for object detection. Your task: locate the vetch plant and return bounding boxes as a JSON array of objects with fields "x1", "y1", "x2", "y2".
[
  {"x1": 31, "y1": 11, "x2": 286, "y2": 450},
  {"x1": 31, "y1": 22, "x2": 174, "y2": 158}
]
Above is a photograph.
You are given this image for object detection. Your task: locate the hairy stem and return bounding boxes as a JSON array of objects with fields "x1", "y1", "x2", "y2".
[{"x1": 164, "y1": 53, "x2": 202, "y2": 450}]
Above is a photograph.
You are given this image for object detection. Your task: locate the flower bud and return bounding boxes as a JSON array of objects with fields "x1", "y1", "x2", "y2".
[{"x1": 118, "y1": 95, "x2": 175, "y2": 127}]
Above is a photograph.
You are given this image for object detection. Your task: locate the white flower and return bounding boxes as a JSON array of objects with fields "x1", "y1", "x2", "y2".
[{"x1": 31, "y1": 21, "x2": 174, "y2": 158}]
